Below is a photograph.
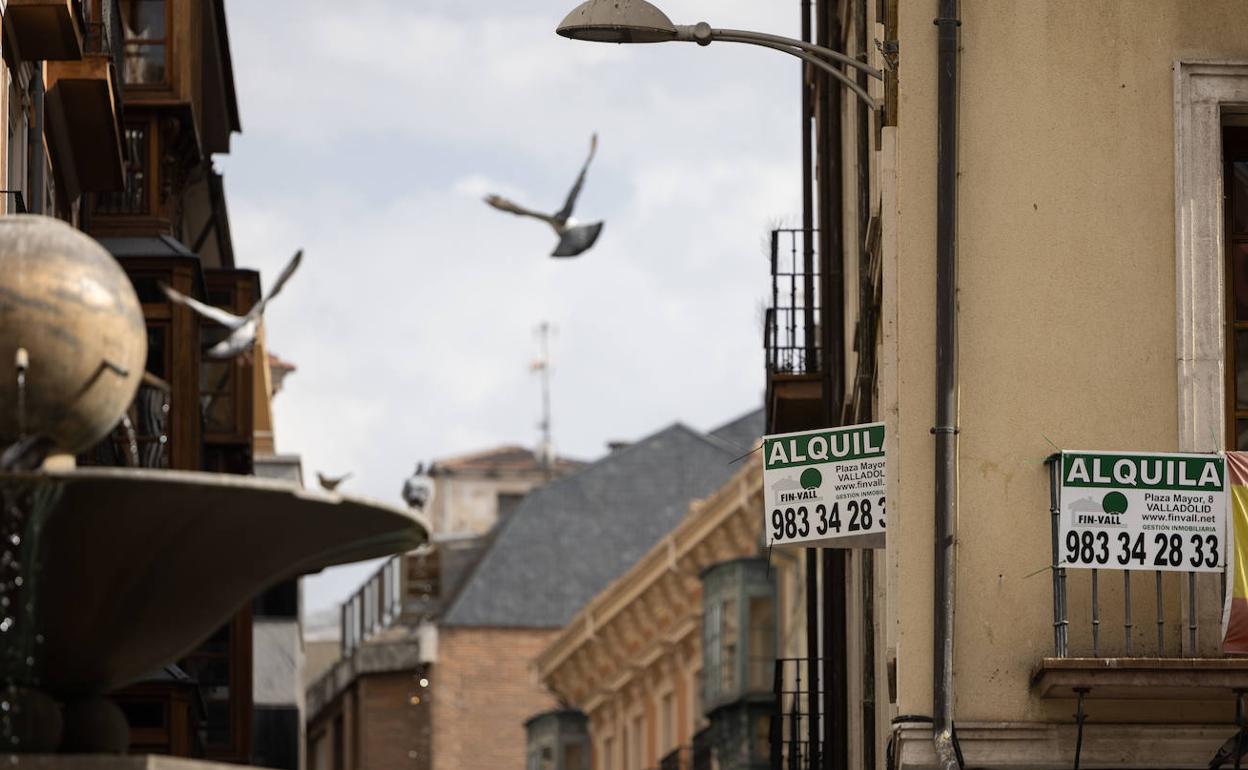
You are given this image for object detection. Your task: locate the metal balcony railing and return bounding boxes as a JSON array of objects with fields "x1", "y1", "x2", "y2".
[
  {"x1": 658, "y1": 746, "x2": 689, "y2": 770},
  {"x1": 340, "y1": 554, "x2": 403, "y2": 656},
  {"x1": 769, "y1": 658, "x2": 820, "y2": 770},
  {"x1": 765, "y1": 229, "x2": 820, "y2": 375},
  {"x1": 691, "y1": 728, "x2": 713, "y2": 770},
  {"x1": 83, "y1": 0, "x2": 121, "y2": 58},
  {"x1": 1044, "y1": 455, "x2": 1224, "y2": 658},
  {"x1": 80, "y1": 374, "x2": 170, "y2": 469}
]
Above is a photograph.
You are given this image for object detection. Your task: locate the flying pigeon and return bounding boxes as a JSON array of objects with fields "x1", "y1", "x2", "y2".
[
  {"x1": 402, "y1": 463, "x2": 435, "y2": 511},
  {"x1": 317, "y1": 472, "x2": 353, "y2": 492},
  {"x1": 161, "y1": 249, "x2": 303, "y2": 359},
  {"x1": 484, "y1": 133, "x2": 604, "y2": 258},
  {"x1": 1209, "y1": 729, "x2": 1248, "y2": 769}
]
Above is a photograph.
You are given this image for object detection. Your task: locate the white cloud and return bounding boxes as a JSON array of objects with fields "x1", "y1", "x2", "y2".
[{"x1": 220, "y1": 0, "x2": 800, "y2": 614}]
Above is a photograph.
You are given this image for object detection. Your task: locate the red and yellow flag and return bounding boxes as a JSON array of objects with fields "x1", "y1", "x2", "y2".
[{"x1": 1223, "y1": 453, "x2": 1248, "y2": 653}]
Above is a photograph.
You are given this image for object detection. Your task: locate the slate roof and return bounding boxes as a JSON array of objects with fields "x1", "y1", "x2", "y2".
[
  {"x1": 441, "y1": 419, "x2": 749, "y2": 628},
  {"x1": 708, "y1": 407, "x2": 765, "y2": 453}
]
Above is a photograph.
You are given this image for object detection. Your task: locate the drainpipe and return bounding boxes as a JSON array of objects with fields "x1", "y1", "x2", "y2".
[
  {"x1": 28, "y1": 63, "x2": 44, "y2": 215},
  {"x1": 932, "y1": 1, "x2": 960, "y2": 770},
  {"x1": 799, "y1": 3, "x2": 822, "y2": 767},
  {"x1": 816, "y1": 0, "x2": 848, "y2": 766}
]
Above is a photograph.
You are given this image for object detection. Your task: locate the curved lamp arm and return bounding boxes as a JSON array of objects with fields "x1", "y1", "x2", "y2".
[
  {"x1": 669, "y1": 23, "x2": 881, "y2": 110},
  {"x1": 710, "y1": 28, "x2": 884, "y2": 81},
  {"x1": 710, "y1": 30, "x2": 879, "y2": 111}
]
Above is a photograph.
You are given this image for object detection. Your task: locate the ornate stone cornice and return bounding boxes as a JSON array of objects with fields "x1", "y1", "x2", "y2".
[{"x1": 535, "y1": 457, "x2": 763, "y2": 711}]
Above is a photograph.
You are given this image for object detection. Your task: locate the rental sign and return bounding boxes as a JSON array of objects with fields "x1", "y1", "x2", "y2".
[
  {"x1": 762, "y1": 422, "x2": 886, "y2": 548},
  {"x1": 1058, "y1": 450, "x2": 1225, "y2": 572}
]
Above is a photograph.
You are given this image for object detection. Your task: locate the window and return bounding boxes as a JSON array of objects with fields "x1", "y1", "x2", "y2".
[
  {"x1": 631, "y1": 715, "x2": 644, "y2": 770},
  {"x1": 497, "y1": 492, "x2": 525, "y2": 519},
  {"x1": 564, "y1": 742, "x2": 585, "y2": 770},
  {"x1": 178, "y1": 609, "x2": 252, "y2": 760},
  {"x1": 332, "y1": 714, "x2": 344, "y2": 770},
  {"x1": 621, "y1": 725, "x2": 629, "y2": 770},
  {"x1": 691, "y1": 668, "x2": 703, "y2": 725},
  {"x1": 660, "y1": 692, "x2": 674, "y2": 754},
  {"x1": 7, "y1": 74, "x2": 27, "y2": 210},
  {"x1": 1228, "y1": 126, "x2": 1248, "y2": 448},
  {"x1": 747, "y1": 596, "x2": 776, "y2": 691},
  {"x1": 96, "y1": 122, "x2": 149, "y2": 215},
  {"x1": 78, "y1": 324, "x2": 171, "y2": 469},
  {"x1": 719, "y1": 597, "x2": 738, "y2": 693},
  {"x1": 120, "y1": 0, "x2": 168, "y2": 85},
  {"x1": 701, "y1": 559, "x2": 776, "y2": 709},
  {"x1": 751, "y1": 713, "x2": 771, "y2": 761}
]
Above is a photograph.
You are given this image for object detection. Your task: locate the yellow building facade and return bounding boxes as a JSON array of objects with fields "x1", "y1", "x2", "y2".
[
  {"x1": 809, "y1": 1, "x2": 1248, "y2": 767},
  {"x1": 549, "y1": 2, "x2": 1248, "y2": 768},
  {"x1": 537, "y1": 459, "x2": 790, "y2": 770}
]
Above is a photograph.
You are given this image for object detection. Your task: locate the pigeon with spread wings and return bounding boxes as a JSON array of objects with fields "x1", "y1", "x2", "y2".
[
  {"x1": 484, "y1": 134, "x2": 604, "y2": 258},
  {"x1": 161, "y1": 249, "x2": 303, "y2": 359}
]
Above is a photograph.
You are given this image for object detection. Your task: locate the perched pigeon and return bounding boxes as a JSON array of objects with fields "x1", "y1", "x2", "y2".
[
  {"x1": 317, "y1": 472, "x2": 353, "y2": 492},
  {"x1": 161, "y1": 249, "x2": 303, "y2": 359},
  {"x1": 402, "y1": 463, "x2": 434, "y2": 511},
  {"x1": 1210, "y1": 729, "x2": 1248, "y2": 769},
  {"x1": 484, "y1": 134, "x2": 604, "y2": 258}
]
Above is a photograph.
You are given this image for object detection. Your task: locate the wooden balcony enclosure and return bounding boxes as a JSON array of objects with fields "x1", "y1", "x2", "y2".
[
  {"x1": 3, "y1": 0, "x2": 83, "y2": 61},
  {"x1": 767, "y1": 372, "x2": 825, "y2": 434},
  {"x1": 46, "y1": 51, "x2": 125, "y2": 195}
]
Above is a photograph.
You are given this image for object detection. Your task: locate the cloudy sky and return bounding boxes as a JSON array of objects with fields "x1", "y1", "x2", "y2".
[{"x1": 217, "y1": 0, "x2": 801, "y2": 618}]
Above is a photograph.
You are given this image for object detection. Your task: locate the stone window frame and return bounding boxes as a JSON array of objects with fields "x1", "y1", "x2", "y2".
[{"x1": 1174, "y1": 61, "x2": 1248, "y2": 452}]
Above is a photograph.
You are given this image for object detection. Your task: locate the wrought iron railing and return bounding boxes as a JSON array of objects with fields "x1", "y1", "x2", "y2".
[
  {"x1": 769, "y1": 658, "x2": 819, "y2": 770},
  {"x1": 340, "y1": 554, "x2": 403, "y2": 656},
  {"x1": 1044, "y1": 455, "x2": 1224, "y2": 658},
  {"x1": 659, "y1": 746, "x2": 690, "y2": 770},
  {"x1": 83, "y1": 0, "x2": 122, "y2": 59},
  {"x1": 765, "y1": 229, "x2": 821, "y2": 375},
  {"x1": 94, "y1": 123, "x2": 146, "y2": 214},
  {"x1": 80, "y1": 374, "x2": 170, "y2": 468},
  {"x1": 691, "y1": 728, "x2": 713, "y2": 770}
]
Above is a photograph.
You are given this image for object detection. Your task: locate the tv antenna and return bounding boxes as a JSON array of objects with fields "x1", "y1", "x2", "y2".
[{"x1": 531, "y1": 322, "x2": 555, "y2": 477}]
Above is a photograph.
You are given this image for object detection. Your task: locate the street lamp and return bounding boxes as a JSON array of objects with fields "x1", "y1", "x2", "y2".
[{"x1": 556, "y1": 0, "x2": 882, "y2": 110}]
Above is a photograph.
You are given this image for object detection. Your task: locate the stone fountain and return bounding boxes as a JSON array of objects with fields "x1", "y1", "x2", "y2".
[{"x1": 0, "y1": 216, "x2": 428, "y2": 759}]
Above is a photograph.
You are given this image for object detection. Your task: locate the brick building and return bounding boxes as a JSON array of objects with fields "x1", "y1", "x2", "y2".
[
  {"x1": 305, "y1": 412, "x2": 762, "y2": 770},
  {"x1": 434, "y1": 413, "x2": 762, "y2": 770},
  {"x1": 306, "y1": 445, "x2": 580, "y2": 770}
]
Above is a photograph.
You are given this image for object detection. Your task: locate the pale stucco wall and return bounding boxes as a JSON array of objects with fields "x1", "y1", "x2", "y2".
[
  {"x1": 427, "y1": 473, "x2": 549, "y2": 537},
  {"x1": 888, "y1": 0, "x2": 1248, "y2": 726}
]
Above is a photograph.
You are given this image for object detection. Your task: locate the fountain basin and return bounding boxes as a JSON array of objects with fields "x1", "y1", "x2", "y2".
[{"x1": 9, "y1": 466, "x2": 427, "y2": 698}]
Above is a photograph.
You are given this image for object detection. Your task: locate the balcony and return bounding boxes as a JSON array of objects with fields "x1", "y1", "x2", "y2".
[
  {"x1": 78, "y1": 373, "x2": 171, "y2": 469},
  {"x1": 3, "y1": 0, "x2": 84, "y2": 61},
  {"x1": 769, "y1": 658, "x2": 818, "y2": 770},
  {"x1": 45, "y1": 0, "x2": 125, "y2": 195},
  {"x1": 764, "y1": 228, "x2": 824, "y2": 433},
  {"x1": 1031, "y1": 456, "x2": 1248, "y2": 701},
  {"x1": 340, "y1": 555, "x2": 404, "y2": 656}
]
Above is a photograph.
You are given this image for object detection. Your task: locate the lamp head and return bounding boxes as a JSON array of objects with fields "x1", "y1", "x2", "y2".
[{"x1": 556, "y1": 0, "x2": 680, "y2": 43}]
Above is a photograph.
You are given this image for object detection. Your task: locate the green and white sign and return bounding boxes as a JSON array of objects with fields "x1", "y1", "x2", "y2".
[
  {"x1": 762, "y1": 422, "x2": 886, "y2": 547},
  {"x1": 1058, "y1": 450, "x2": 1225, "y2": 572}
]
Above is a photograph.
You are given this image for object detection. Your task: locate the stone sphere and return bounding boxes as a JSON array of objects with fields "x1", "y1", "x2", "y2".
[{"x1": 0, "y1": 215, "x2": 145, "y2": 454}]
